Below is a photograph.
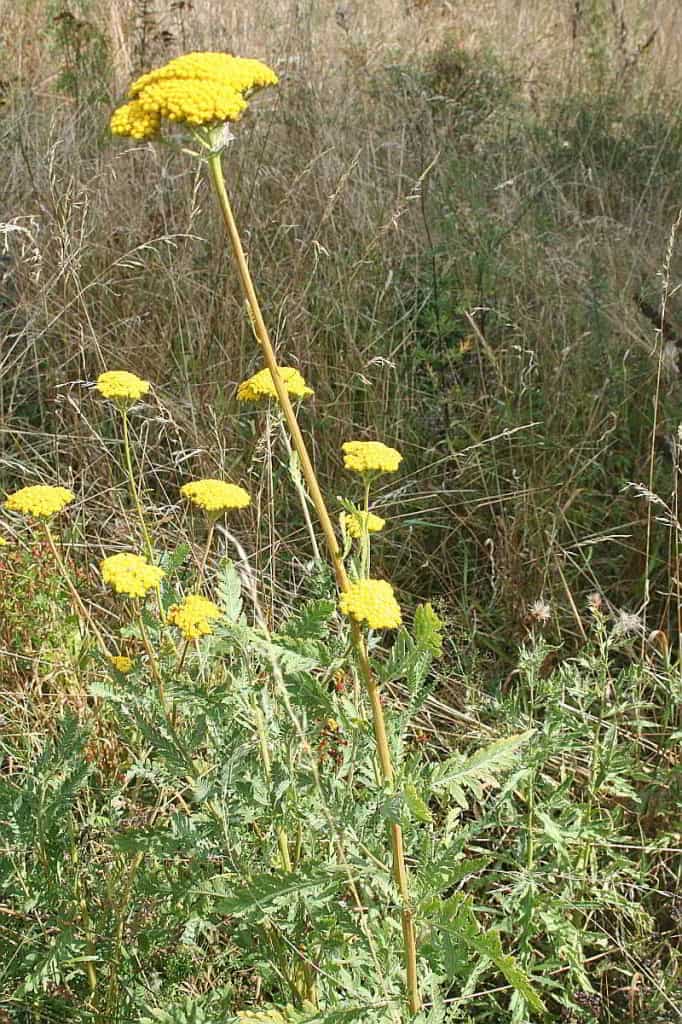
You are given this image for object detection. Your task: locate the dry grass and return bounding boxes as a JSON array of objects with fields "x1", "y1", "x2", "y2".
[{"x1": 3, "y1": 0, "x2": 682, "y2": 663}]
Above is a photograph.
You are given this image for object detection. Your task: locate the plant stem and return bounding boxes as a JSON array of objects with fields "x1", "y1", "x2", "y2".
[
  {"x1": 137, "y1": 607, "x2": 165, "y2": 705},
  {"x1": 177, "y1": 638, "x2": 190, "y2": 673},
  {"x1": 121, "y1": 407, "x2": 154, "y2": 560},
  {"x1": 44, "y1": 522, "x2": 108, "y2": 655},
  {"x1": 253, "y1": 695, "x2": 293, "y2": 873},
  {"x1": 362, "y1": 477, "x2": 371, "y2": 577},
  {"x1": 207, "y1": 151, "x2": 420, "y2": 1014},
  {"x1": 278, "y1": 416, "x2": 322, "y2": 563},
  {"x1": 207, "y1": 154, "x2": 346, "y2": 590},
  {"x1": 198, "y1": 519, "x2": 216, "y2": 585}
]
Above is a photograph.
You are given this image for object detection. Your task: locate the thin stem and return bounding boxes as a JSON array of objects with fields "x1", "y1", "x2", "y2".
[
  {"x1": 207, "y1": 154, "x2": 346, "y2": 591},
  {"x1": 44, "y1": 522, "x2": 108, "y2": 655},
  {"x1": 253, "y1": 695, "x2": 293, "y2": 873},
  {"x1": 362, "y1": 478, "x2": 371, "y2": 578},
  {"x1": 278, "y1": 416, "x2": 322, "y2": 562},
  {"x1": 177, "y1": 638, "x2": 190, "y2": 673},
  {"x1": 137, "y1": 606, "x2": 165, "y2": 706},
  {"x1": 198, "y1": 519, "x2": 216, "y2": 585},
  {"x1": 121, "y1": 407, "x2": 154, "y2": 560},
  {"x1": 207, "y1": 152, "x2": 420, "y2": 1014},
  {"x1": 265, "y1": 405, "x2": 277, "y2": 626}
]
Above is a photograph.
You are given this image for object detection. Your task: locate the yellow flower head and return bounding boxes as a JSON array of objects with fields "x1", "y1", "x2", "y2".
[
  {"x1": 4, "y1": 485, "x2": 75, "y2": 519},
  {"x1": 181, "y1": 478, "x2": 250, "y2": 516},
  {"x1": 237, "y1": 366, "x2": 313, "y2": 402},
  {"x1": 339, "y1": 578, "x2": 402, "y2": 630},
  {"x1": 341, "y1": 510, "x2": 386, "y2": 539},
  {"x1": 135, "y1": 78, "x2": 247, "y2": 127},
  {"x1": 0, "y1": 537, "x2": 8, "y2": 546},
  {"x1": 100, "y1": 552, "x2": 165, "y2": 598},
  {"x1": 95, "y1": 370, "x2": 150, "y2": 402},
  {"x1": 342, "y1": 440, "x2": 403, "y2": 475},
  {"x1": 110, "y1": 655, "x2": 134, "y2": 674},
  {"x1": 112, "y1": 53, "x2": 277, "y2": 139},
  {"x1": 110, "y1": 100, "x2": 161, "y2": 140},
  {"x1": 168, "y1": 594, "x2": 222, "y2": 639},
  {"x1": 129, "y1": 52, "x2": 278, "y2": 99}
]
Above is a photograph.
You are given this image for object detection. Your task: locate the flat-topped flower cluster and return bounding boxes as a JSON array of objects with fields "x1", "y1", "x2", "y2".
[{"x1": 110, "y1": 51, "x2": 278, "y2": 140}]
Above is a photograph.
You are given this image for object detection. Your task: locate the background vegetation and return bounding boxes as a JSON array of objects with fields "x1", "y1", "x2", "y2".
[{"x1": 0, "y1": 2, "x2": 680, "y2": 1023}]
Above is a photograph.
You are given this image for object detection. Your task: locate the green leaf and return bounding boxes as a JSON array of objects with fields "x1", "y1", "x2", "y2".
[
  {"x1": 159, "y1": 542, "x2": 191, "y2": 573},
  {"x1": 302, "y1": 1006, "x2": 385, "y2": 1024},
  {"x1": 432, "y1": 893, "x2": 545, "y2": 1014},
  {"x1": 281, "y1": 599, "x2": 336, "y2": 640},
  {"x1": 414, "y1": 602, "x2": 444, "y2": 657},
  {"x1": 216, "y1": 560, "x2": 244, "y2": 621},
  {"x1": 417, "y1": 855, "x2": 492, "y2": 899},
  {"x1": 403, "y1": 783, "x2": 433, "y2": 823},
  {"x1": 431, "y1": 731, "x2": 534, "y2": 805},
  {"x1": 379, "y1": 630, "x2": 431, "y2": 691},
  {"x1": 252, "y1": 636, "x2": 319, "y2": 676},
  {"x1": 199, "y1": 866, "x2": 345, "y2": 916}
]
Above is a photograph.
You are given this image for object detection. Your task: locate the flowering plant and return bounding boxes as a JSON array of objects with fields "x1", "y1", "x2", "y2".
[{"x1": 0, "y1": 49, "x2": 546, "y2": 1024}]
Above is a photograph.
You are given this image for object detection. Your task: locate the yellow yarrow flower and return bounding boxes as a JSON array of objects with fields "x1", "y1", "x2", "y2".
[
  {"x1": 100, "y1": 552, "x2": 165, "y2": 598},
  {"x1": 4, "y1": 485, "x2": 75, "y2": 519},
  {"x1": 341, "y1": 510, "x2": 385, "y2": 538},
  {"x1": 109, "y1": 100, "x2": 161, "y2": 140},
  {"x1": 136, "y1": 78, "x2": 247, "y2": 127},
  {"x1": 237, "y1": 366, "x2": 313, "y2": 402},
  {"x1": 0, "y1": 537, "x2": 8, "y2": 546},
  {"x1": 110, "y1": 655, "x2": 134, "y2": 674},
  {"x1": 181, "y1": 479, "x2": 250, "y2": 516},
  {"x1": 342, "y1": 440, "x2": 402, "y2": 475},
  {"x1": 111, "y1": 52, "x2": 277, "y2": 139},
  {"x1": 95, "y1": 370, "x2": 150, "y2": 402},
  {"x1": 129, "y1": 52, "x2": 278, "y2": 98},
  {"x1": 168, "y1": 594, "x2": 222, "y2": 639},
  {"x1": 339, "y1": 578, "x2": 402, "y2": 630}
]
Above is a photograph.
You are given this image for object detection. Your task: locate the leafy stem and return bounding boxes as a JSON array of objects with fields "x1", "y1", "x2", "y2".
[{"x1": 206, "y1": 148, "x2": 421, "y2": 1015}]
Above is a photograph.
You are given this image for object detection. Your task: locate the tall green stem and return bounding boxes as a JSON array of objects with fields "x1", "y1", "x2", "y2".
[{"x1": 207, "y1": 151, "x2": 420, "y2": 1014}]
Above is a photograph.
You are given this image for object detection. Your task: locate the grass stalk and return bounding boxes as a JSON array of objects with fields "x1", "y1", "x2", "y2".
[
  {"x1": 277, "y1": 415, "x2": 322, "y2": 563},
  {"x1": 44, "y1": 522, "x2": 108, "y2": 656},
  {"x1": 121, "y1": 407, "x2": 154, "y2": 561}
]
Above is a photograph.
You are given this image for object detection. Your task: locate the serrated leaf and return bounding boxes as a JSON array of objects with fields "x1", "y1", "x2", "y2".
[
  {"x1": 199, "y1": 866, "x2": 345, "y2": 916},
  {"x1": 252, "y1": 636, "x2": 319, "y2": 676},
  {"x1": 281, "y1": 599, "x2": 336, "y2": 640},
  {"x1": 471, "y1": 930, "x2": 545, "y2": 1014},
  {"x1": 303, "y1": 1006, "x2": 384, "y2": 1024},
  {"x1": 403, "y1": 783, "x2": 433, "y2": 823},
  {"x1": 414, "y1": 602, "x2": 444, "y2": 657},
  {"x1": 159, "y1": 542, "x2": 191, "y2": 573},
  {"x1": 88, "y1": 680, "x2": 118, "y2": 700},
  {"x1": 432, "y1": 893, "x2": 545, "y2": 1014},
  {"x1": 216, "y1": 560, "x2": 243, "y2": 621},
  {"x1": 378, "y1": 630, "x2": 430, "y2": 691},
  {"x1": 432, "y1": 731, "x2": 534, "y2": 801},
  {"x1": 418, "y1": 855, "x2": 491, "y2": 899}
]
